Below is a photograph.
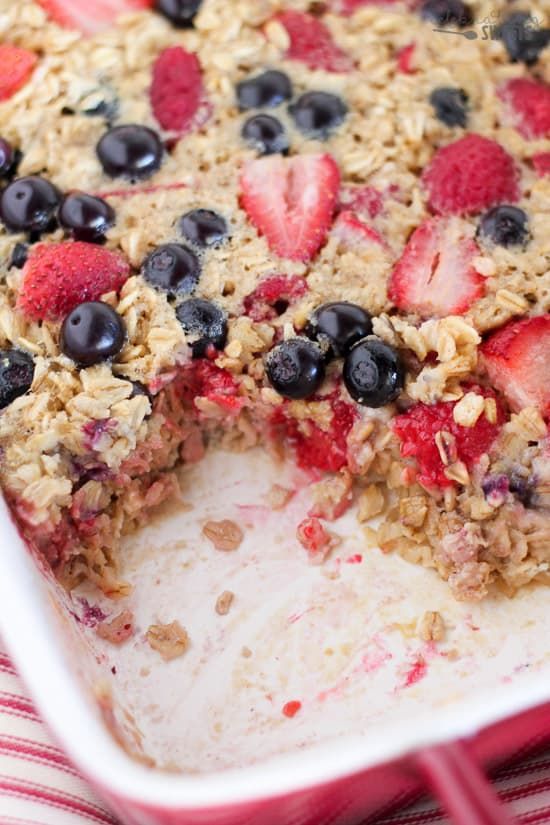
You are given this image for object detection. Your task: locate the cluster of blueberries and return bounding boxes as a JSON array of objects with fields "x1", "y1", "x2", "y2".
[{"x1": 267, "y1": 303, "x2": 404, "y2": 408}]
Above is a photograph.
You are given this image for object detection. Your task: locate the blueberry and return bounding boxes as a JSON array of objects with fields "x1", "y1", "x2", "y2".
[
  {"x1": 0, "y1": 138, "x2": 16, "y2": 179},
  {"x1": 236, "y1": 70, "x2": 293, "y2": 111},
  {"x1": 508, "y1": 472, "x2": 536, "y2": 508},
  {"x1": 9, "y1": 243, "x2": 28, "y2": 270},
  {"x1": 179, "y1": 209, "x2": 228, "y2": 248},
  {"x1": 175, "y1": 298, "x2": 227, "y2": 357},
  {"x1": 477, "y1": 205, "x2": 529, "y2": 248},
  {"x1": 154, "y1": 0, "x2": 202, "y2": 27},
  {"x1": 130, "y1": 380, "x2": 153, "y2": 402},
  {"x1": 289, "y1": 92, "x2": 347, "y2": 139},
  {"x1": 61, "y1": 302, "x2": 126, "y2": 367},
  {"x1": 306, "y1": 302, "x2": 372, "y2": 359},
  {"x1": 58, "y1": 192, "x2": 115, "y2": 243},
  {"x1": 0, "y1": 349, "x2": 35, "y2": 409},
  {"x1": 96, "y1": 125, "x2": 163, "y2": 180},
  {"x1": 0, "y1": 176, "x2": 61, "y2": 234},
  {"x1": 419, "y1": 0, "x2": 473, "y2": 27},
  {"x1": 496, "y1": 12, "x2": 550, "y2": 65},
  {"x1": 343, "y1": 337, "x2": 404, "y2": 407},
  {"x1": 266, "y1": 338, "x2": 325, "y2": 400},
  {"x1": 241, "y1": 114, "x2": 289, "y2": 156},
  {"x1": 429, "y1": 87, "x2": 468, "y2": 128},
  {"x1": 143, "y1": 243, "x2": 201, "y2": 296}
]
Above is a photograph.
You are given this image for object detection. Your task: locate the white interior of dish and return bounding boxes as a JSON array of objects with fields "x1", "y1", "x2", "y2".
[{"x1": 2, "y1": 446, "x2": 550, "y2": 807}]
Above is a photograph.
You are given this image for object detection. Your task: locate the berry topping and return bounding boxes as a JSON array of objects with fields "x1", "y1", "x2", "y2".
[
  {"x1": 388, "y1": 217, "x2": 485, "y2": 318},
  {"x1": 496, "y1": 13, "x2": 550, "y2": 66},
  {"x1": 58, "y1": 192, "x2": 115, "y2": 243},
  {"x1": 96, "y1": 125, "x2": 163, "y2": 180},
  {"x1": 60, "y1": 302, "x2": 126, "y2": 367},
  {"x1": 306, "y1": 302, "x2": 372, "y2": 358},
  {"x1": 154, "y1": 0, "x2": 202, "y2": 27},
  {"x1": 480, "y1": 315, "x2": 550, "y2": 418},
  {"x1": 243, "y1": 274, "x2": 307, "y2": 322},
  {"x1": 498, "y1": 78, "x2": 550, "y2": 140},
  {"x1": 236, "y1": 70, "x2": 292, "y2": 111},
  {"x1": 0, "y1": 176, "x2": 61, "y2": 235},
  {"x1": 422, "y1": 134, "x2": 519, "y2": 216},
  {"x1": 9, "y1": 243, "x2": 28, "y2": 270},
  {"x1": 393, "y1": 392, "x2": 504, "y2": 489},
  {"x1": 36, "y1": 0, "x2": 154, "y2": 35},
  {"x1": 179, "y1": 209, "x2": 227, "y2": 248},
  {"x1": 176, "y1": 298, "x2": 228, "y2": 357},
  {"x1": 272, "y1": 11, "x2": 353, "y2": 73},
  {"x1": 266, "y1": 339, "x2": 325, "y2": 400},
  {"x1": 532, "y1": 153, "x2": 550, "y2": 177},
  {"x1": 272, "y1": 389, "x2": 357, "y2": 472},
  {"x1": 332, "y1": 210, "x2": 386, "y2": 250},
  {"x1": 339, "y1": 185, "x2": 383, "y2": 219},
  {"x1": 150, "y1": 46, "x2": 210, "y2": 137},
  {"x1": 477, "y1": 205, "x2": 529, "y2": 248},
  {"x1": 343, "y1": 337, "x2": 404, "y2": 407},
  {"x1": 241, "y1": 114, "x2": 289, "y2": 156},
  {"x1": 396, "y1": 43, "x2": 416, "y2": 75},
  {"x1": 240, "y1": 153, "x2": 339, "y2": 262},
  {"x1": 0, "y1": 45, "x2": 37, "y2": 101},
  {"x1": 419, "y1": 0, "x2": 473, "y2": 27},
  {"x1": 143, "y1": 243, "x2": 200, "y2": 296},
  {"x1": 0, "y1": 138, "x2": 16, "y2": 179},
  {"x1": 429, "y1": 87, "x2": 468, "y2": 128},
  {"x1": 18, "y1": 241, "x2": 130, "y2": 322},
  {"x1": 289, "y1": 92, "x2": 347, "y2": 140},
  {"x1": 0, "y1": 350, "x2": 35, "y2": 410}
]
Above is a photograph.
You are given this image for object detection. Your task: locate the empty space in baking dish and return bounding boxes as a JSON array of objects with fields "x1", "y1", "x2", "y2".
[{"x1": 2, "y1": 444, "x2": 550, "y2": 798}]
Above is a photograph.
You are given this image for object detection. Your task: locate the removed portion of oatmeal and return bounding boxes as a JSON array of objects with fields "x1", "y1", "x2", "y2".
[{"x1": 0, "y1": 0, "x2": 549, "y2": 601}]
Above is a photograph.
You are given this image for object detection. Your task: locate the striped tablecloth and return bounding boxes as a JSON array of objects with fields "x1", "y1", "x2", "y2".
[{"x1": 2, "y1": 645, "x2": 550, "y2": 825}]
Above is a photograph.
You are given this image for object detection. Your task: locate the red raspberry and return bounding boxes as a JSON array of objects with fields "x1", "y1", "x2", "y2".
[
  {"x1": 498, "y1": 78, "x2": 550, "y2": 140},
  {"x1": 422, "y1": 134, "x2": 520, "y2": 216},
  {"x1": 272, "y1": 390, "x2": 357, "y2": 473},
  {"x1": 296, "y1": 517, "x2": 333, "y2": 563},
  {"x1": 243, "y1": 275, "x2": 308, "y2": 322},
  {"x1": 338, "y1": 184, "x2": 383, "y2": 218},
  {"x1": 150, "y1": 46, "x2": 210, "y2": 137},
  {"x1": 178, "y1": 360, "x2": 243, "y2": 413},
  {"x1": 18, "y1": 242, "x2": 130, "y2": 322},
  {"x1": 392, "y1": 388, "x2": 505, "y2": 490}
]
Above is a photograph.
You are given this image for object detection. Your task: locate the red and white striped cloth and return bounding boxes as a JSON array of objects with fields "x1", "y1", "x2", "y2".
[{"x1": 2, "y1": 645, "x2": 550, "y2": 825}]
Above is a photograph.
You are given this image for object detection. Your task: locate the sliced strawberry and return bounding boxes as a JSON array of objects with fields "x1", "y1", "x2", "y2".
[
  {"x1": 480, "y1": 315, "x2": 550, "y2": 418},
  {"x1": 332, "y1": 210, "x2": 386, "y2": 249},
  {"x1": 18, "y1": 242, "x2": 130, "y2": 322},
  {"x1": 392, "y1": 388, "x2": 505, "y2": 490},
  {"x1": 240, "y1": 154, "x2": 340, "y2": 263},
  {"x1": 338, "y1": 184, "x2": 383, "y2": 218},
  {"x1": 422, "y1": 134, "x2": 520, "y2": 216},
  {"x1": 498, "y1": 78, "x2": 550, "y2": 140},
  {"x1": 272, "y1": 11, "x2": 353, "y2": 73},
  {"x1": 243, "y1": 275, "x2": 308, "y2": 322},
  {"x1": 388, "y1": 217, "x2": 485, "y2": 318},
  {"x1": 532, "y1": 152, "x2": 550, "y2": 177},
  {"x1": 0, "y1": 45, "x2": 37, "y2": 101},
  {"x1": 37, "y1": 0, "x2": 153, "y2": 35},
  {"x1": 150, "y1": 46, "x2": 210, "y2": 137},
  {"x1": 396, "y1": 42, "x2": 416, "y2": 74}
]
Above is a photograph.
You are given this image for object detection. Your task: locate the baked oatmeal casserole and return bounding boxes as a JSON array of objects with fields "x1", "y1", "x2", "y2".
[{"x1": 0, "y1": 0, "x2": 548, "y2": 603}]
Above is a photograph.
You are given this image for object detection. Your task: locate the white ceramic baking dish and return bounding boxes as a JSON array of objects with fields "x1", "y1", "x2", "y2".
[{"x1": 2, "y1": 447, "x2": 550, "y2": 825}]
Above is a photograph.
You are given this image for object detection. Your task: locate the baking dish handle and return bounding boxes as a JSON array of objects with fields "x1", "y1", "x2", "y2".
[{"x1": 415, "y1": 740, "x2": 515, "y2": 825}]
